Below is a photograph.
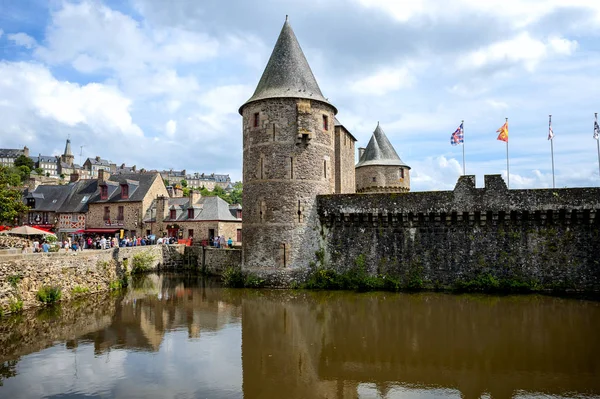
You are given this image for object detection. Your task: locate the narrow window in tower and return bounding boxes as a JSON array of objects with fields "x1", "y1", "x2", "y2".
[
  {"x1": 253, "y1": 112, "x2": 259, "y2": 128},
  {"x1": 323, "y1": 115, "x2": 328, "y2": 130},
  {"x1": 297, "y1": 200, "x2": 302, "y2": 223},
  {"x1": 260, "y1": 157, "x2": 264, "y2": 179},
  {"x1": 399, "y1": 168, "x2": 404, "y2": 179},
  {"x1": 372, "y1": 176, "x2": 377, "y2": 182},
  {"x1": 272, "y1": 124, "x2": 276, "y2": 141},
  {"x1": 323, "y1": 160, "x2": 327, "y2": 178},
  {"x1": 290, "y1": 157, "x2": 294, "y2": 179}
]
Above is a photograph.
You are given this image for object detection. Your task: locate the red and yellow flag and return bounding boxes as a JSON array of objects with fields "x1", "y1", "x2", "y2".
[{"x1": 496, "y1": 121, "x2": 509, "y2": 142}]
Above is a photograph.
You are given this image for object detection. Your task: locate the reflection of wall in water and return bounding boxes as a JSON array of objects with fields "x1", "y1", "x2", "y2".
[{"x1": 241, "y1": 292, "x2": 600, "y2": 399}]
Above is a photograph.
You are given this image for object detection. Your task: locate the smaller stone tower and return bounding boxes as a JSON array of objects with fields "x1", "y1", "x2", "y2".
[
  {"x1": 61, "y1": 138, "x2": 74, "y2": 167},
  {"x1": 355, "y1": 123, "x2": 411, "y2": 193}
]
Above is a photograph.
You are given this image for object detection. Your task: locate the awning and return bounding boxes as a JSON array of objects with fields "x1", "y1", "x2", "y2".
[{"x1": 82, "y1": 228, "x2": 120, "y2": 233}]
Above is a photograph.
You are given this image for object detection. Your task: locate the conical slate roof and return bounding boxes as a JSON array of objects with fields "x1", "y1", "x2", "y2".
[
  {"x1": 64, "y1": 138, "x2": 73, "y2": 156},
  {"x1": 356, "y1": 123, "x2": 410, "y2": 169},
  {"x1": 239, "y1": 18, "x2": 336, "y2": 114}
]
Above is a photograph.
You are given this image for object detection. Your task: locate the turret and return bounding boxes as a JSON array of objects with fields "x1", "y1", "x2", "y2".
[
  {"x1": 240, "y1": 17, "x2": 337, "y2": 270},
  {"x1": 61, "y1": 138, "x2": 75, "y2": 167},
  {"x1": 355, "y1": 123, "x2": 411, "y2": 193}
]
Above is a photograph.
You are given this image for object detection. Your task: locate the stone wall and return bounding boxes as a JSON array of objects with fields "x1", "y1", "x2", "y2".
[
  {"x1": 334, "y1": 125, "x2": 356, "y2": 194},
  {"x1": 202, "y1": 247, "x2": 242, "y2": 275},
  {"x1": 355, "y1": 164, "x2": 410, "y2": 193},
  {"x1": 0, "y1": 245, "x2": 187, "y2": 314},
  {"x1": 317, "y1": 175, "x2": 600, "y2": 291}
]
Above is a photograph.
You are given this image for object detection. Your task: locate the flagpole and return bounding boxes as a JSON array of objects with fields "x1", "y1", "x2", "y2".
[
  {"x1": 505, "y1": 117, "x2": 509, "y2": 189},
  {"x1": 462, "y1": 119, "x2": 466, "y2": 175},
  {"x1": 550, "y1": 114, "x2": 555, "y2": 188},
  {"x1": 596, "y1": 113, "x2": 600, "y2": 178}
]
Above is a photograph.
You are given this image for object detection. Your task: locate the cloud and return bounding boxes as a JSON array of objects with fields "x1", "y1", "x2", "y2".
[
  {"x1": 459, "y1": 33, "x2": 578, "y2": 72},
  {"x1": 7, "y1": 32, "x2": 37, "y2": 48},
  {"x1": 350, "y1": 66, "x2": 415, "y2": 95},
  {"x1": 165, "y1": 120, "x2": 177, "y2": 137}
]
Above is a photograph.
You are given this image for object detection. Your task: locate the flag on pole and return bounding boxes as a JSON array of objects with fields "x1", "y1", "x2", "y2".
[
  {"x1": 548, "y1": 122, "x2": 554, "y2": 140},
  {"x1": 450, "y1": 122, "x2": 464, "y2": 145},
  {"x1": 594, "y1": 120, "x2": 600, "y2": 140},
  {"x1": 496, "y1": 121, "x2": 509, "y2": 142}
]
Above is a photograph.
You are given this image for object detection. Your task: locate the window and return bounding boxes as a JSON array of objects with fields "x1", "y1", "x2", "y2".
[
  {"x1": 372, "y1": 176, "x2": 377, "y2": 182},
  {"x1": 399, "y1": 168, "x2": 404, "y2": 179},
  {"x1": 71, "y1": 214, "x2": 78, "y2": 222},
  {"x1": 100, "y1": 185, "x2": 108, "y2": 200},
  {"x1": 103, "y1": 206, "x2": 110, "y2": 221},
  {"x1": 121, "y1": 184, "x2": 129, "y2": 199},
  {"x1": 290, "y1": 157, "x2": 294, "y2": 179},
  {"x1": 323, "y1": 160, "x2": 327, "y2": 178},
  {"x1": 170, "y1": 209, "x2": 176, "y2": 220},
  {"x1": 188, "y1": 208, "x2": 194, "y2": 219},
  {"x1": 117, "y1": 206, "x2": 124, "y2": 220},
  {"x1": 323, "y1": 115, "x2": 329, "y2": 130},
  {"x1": 253, "y1": 112, "x2": 259, "y2": 128}
]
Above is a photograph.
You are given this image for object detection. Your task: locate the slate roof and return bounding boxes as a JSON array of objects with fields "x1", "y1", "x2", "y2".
[
  {"x1": 64, "y1": 139, "x2": 73, "y2": 156},
  {"x1": 161, "y1": 196, "x2": 239, "y2": 222},
  {"x1": 36, "y1": 155, "x2": 58, "y2": 163},
  {"x1": 58, "y1": 179, "x2": 99, "y2": 213},
  {"x1": 356, "y1": 123, "x2": 410, "y2": 169},
  {"x1": 86, "y1": 157, "x2": 111, "y2": 166},
  {"x1": 92, "y1": 173, "x2": 159, "y2": 203},
  {"x1": 0, "y1": 148, "x2": 25, "y2": 158},
  {"x1": 25, "y1": 185, "x2": 73, "y2": 212},
  {"x1": 239, "y1": 18, "x2": 335, "y2": 114}
]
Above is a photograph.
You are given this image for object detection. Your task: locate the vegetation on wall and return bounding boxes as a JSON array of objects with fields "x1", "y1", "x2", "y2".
[
  {"x1": 36, "y1": 286, "x2": 62, "y2": 304},
  {"x1": 221, "y1": 266, "x2": 264, "y2": 288},
  {"x1": 131, "y1": 252, "x2": 156, "y2": 274}
]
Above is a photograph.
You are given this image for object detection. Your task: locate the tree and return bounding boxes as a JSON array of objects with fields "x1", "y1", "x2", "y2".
[
  {"x1": 34, "y1": 167, "x2": 44, "y2": 175},
  {"x1": 182, "y1": 187, "x2": 190, "y2": 197},
  {"x1": 230, "y1": 181, "x2": 243, "y2": 205},
  {"x1": 0, "y1": 167, "x2": 28, "y2": 224},
  {"x1": 163, "y1": 178, "x2": 170, "y2": 187},
  {"x1": 180, "y1": 179, "x2": 188, "y2": 188},
  {"x1": 14, "y1": 155, "x2": 34, "y2": 170}
]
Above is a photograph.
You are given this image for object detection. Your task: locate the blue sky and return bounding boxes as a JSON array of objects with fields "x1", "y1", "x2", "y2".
[{"x1": 1, "y1": 0, "x2": 599, "y2": 190}]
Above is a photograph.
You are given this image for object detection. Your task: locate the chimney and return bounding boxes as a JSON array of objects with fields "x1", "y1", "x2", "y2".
[
  {"x1": 95, "y1": 156, "x2": 101, "y2": 161},
  {"x1": 70, "y1": 173, "x2": 80, "y2": 183},
  {"x1": 98, "y1": 169, "x2": 110, "y2": 185},
  {"x1": 23, "y1": 146, "x2": 30, "y2": 157},
  {"x1": 189, "y1": 189, "x2": 200, "y2": 205},
  {"x1": 358, "y1": 147, "x2": 366, "y2": 160},
  {"x1": 156, "y1": 195, "x2": 169, "y2": 221}
]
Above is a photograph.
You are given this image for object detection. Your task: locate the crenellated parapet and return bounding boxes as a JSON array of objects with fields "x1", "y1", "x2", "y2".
[{"x1": 319, "y1": 175, "x2": 600, "y2": 228}]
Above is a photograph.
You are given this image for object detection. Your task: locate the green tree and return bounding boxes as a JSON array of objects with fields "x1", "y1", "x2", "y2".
[
  {"x1": 182, "y1": 187, "x2": 190, "y2": 197},
  {"x1": 15, "y1": 166, "x2": 31, "y2": 183},
  {"x1": 163, "y1": 178, "x2": 170, "y2": 187},
  {"x1": 0, "y1": 166, "x2": 28, "y2": 224},
  {"x1": 230, "y1": 181, "x2": 242, "y2": 205},
  {"x1": 180, "y1": 179, "x2": 188, "y2": 188},
  {"x1": 34, "y1": 167, "x2": 44, "y2": 175},
  {"x1": 14, "y1": 155, "x2": 34, "y2": 170}
]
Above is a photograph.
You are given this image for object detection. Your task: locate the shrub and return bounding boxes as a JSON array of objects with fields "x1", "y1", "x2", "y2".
[
  {"x1": 7, "y1": 274, "x2": 22, "y2": 288},
  {"x1": 71, "y1": 286, "x2": 89, "y2": 295},
  {"x1": 222, "y1": 267, "x2": 245, "y2": 288},
  {"x1": 131, "y1": 252, "x2": 156, "y2": 274},
  {"x1": 37, "y1": 286, "x2": 62, "y2": 304},
  {"x1": 9, "y1": 299, "x2": 23, "y2": 313}
]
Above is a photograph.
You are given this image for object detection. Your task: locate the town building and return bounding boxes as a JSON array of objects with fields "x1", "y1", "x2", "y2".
[
  {"x1": 0, "y1": 146, "x2": 29, "y2": 167},
  {"x1": 23, "y1": 185, "x2": 71, "y2": 230},
  {"x1": 160, "y1": 170, "x2": 232, "y2": 191},
  {"x1": 83, "y1": 156, "x2": 116, "y2": 178},
  {"x1": 32, "y1": 154, "x2": 59, "y2": 177},
  {"x1": 85, "y1": 170, "x2": 169, "y2": 238},
  {"x1": 355, "y1": 123, "x2": 411, "y2": 193},
  {"x1": 144, "y1": 191, "x2": 242, "y2": 244}
]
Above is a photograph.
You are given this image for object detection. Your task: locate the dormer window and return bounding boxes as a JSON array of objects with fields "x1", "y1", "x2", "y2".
[
  {"x1": 188, "y1": 208, "x2": 194, "y2": 219},
  {"x1": 121, "y1": 184, "x2": 129, "y2": 199},
  {"x1": 170, "y1": 209, "x2": 176, "y2": 220},
  {"x1": 323, "y1": 115, "x2": 329, "y2": 131},
  {"x1": 100, "y1": 185, "x2": 108, "y2": 200}
]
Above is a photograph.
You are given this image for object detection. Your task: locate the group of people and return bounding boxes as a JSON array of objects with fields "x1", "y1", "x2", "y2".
[{"x1": 212, "y1": 235, "x2": 233, "y2": 248}]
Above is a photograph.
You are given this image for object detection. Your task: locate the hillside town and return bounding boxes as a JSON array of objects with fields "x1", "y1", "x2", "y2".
[{"x1": 0, "y1": 138, "x2": 242, "y2": 248}]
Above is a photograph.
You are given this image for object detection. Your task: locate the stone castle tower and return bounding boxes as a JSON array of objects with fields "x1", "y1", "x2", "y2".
[
  {"x1": 239, "y1": 18, "x2": 338, "y2": 270},
  {"x1": 355, "y1": 123, "x2": 411, "y2": 193},
  {"x1": 61, "y1": 138, "x2": 74, "y2": 167}
]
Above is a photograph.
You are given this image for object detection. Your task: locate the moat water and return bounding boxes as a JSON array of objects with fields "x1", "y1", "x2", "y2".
[{"x1": 0, "y1": 274, "x2": 598, "y2": 399}]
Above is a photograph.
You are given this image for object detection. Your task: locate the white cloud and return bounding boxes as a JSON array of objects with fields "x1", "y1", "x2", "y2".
[
  {"x1": 7, "y1": 32, "x2": 37, "y2": 49},
  {"x1": 350, "y1": 66, "x2": 414, "y2": 95},
  {"x1": 459, "y1": 33, "x2": 578, "y2": 72},
  {"x1": 0, "y1": 61, "x2": 142, "y2": 137},
  {"x1": 0, "y1": 29, "x2": 4, "y2": 38},
  {"x1": 165, "y1": 119, "x2": 177, "y2": 137}
]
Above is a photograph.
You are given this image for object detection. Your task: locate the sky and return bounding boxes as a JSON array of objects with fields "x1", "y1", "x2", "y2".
[{"x1": 1, "y1": 0, "x2": 599, "y2": 191}]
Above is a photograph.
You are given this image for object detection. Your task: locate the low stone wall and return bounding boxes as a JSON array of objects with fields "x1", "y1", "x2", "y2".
[
  {"x1": 202, "y1": 247, "x2": 242, "y2": 275},
  {"x1": 0, "y1": 245, "x2": 187, "y2": 314}
]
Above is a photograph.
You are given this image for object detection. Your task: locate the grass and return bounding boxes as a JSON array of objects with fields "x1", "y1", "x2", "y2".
[
  {"x1": 109, "y1": 278, "x2": 128, "y2": 291},
  {"x1": 71, "y1": 286, "x2": 90, "y2": 295},
  {"x1": 36, "y1": 286, "x2": 62, "y2": 304},
  {"x1": 7, "y1": 274, "x2": 22, "y2": 289},
  {"x1": 8, "y1": 299, "x2": 23, "y2": 313},
  {"x1": 221, "y1": 267, "x2": 265, "y2": 288}
]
